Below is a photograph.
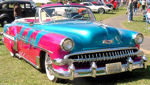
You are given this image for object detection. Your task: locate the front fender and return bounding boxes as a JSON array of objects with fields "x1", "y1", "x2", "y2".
[
  {"x1": 0, "y1": 13, "x2": 9, "y2": 19},
  {"x1": 37, "y1": 33, "x2": 69, "y2": 60},
  {"x1": 117, "y1": 28, "x2": 138, "y2": 45}
]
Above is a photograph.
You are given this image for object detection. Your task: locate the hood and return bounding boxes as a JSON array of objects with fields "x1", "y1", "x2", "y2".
[{"x1": 36, "y1": 20, "x2": 135, "y2": 52}]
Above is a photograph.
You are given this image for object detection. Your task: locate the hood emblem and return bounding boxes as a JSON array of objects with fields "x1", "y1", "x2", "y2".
[{"x1": 103, "y1": 40, "x2": 113, "y2": 44}]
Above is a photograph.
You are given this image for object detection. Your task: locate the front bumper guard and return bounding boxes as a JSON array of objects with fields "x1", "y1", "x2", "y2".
[{"x1": 51, "y1": 56, "x2": 147, "y2": 80}]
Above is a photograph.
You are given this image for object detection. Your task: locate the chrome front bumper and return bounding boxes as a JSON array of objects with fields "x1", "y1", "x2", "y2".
[{"x1": 51, "y1": 57, "x2": 147, "y2": 80}]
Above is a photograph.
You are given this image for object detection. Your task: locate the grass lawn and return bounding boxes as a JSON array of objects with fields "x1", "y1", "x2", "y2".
[
  {"x1": 95, "y1": 7, "x2": 126, "y2": 21},
  {"x1": 0, "y1": 8, "x2": 150, "y2": 84},
  {"x1": 123, "y1": 16, "x2": 150, "y2": 37}
]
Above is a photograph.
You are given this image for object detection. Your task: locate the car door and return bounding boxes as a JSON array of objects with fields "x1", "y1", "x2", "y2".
[
  {"x1": 23, "y1": 2, "x2": 35, "y2": 17},
  {"x1": 19, "y1": 12, "x2": 41, "y2": 64},
  {"x1": 0, "y1": 3, "x2": 14, "y2": 21},
  {"x1": 17, "y1": 25, "x2": 33, "y2": 60}
]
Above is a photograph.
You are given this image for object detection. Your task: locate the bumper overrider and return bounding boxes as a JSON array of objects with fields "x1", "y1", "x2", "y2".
[{"x1": 50, "y1": 48, "x2": 147, "y2": 80}]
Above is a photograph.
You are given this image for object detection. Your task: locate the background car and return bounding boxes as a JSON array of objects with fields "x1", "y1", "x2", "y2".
[
  {"x1": 92, "y1": 1, "x2": 114, "y2": 9},
  {"x1": 80, "y1": 2, "x2": 112, "y2": 14},
  {"x1": 0, "y1": 0, "x2": 36, "y2": 27}
]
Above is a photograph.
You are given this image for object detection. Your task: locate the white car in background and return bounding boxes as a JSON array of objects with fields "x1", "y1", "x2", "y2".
[{"x1": 80, "y1": 2, "x2": 112, "y2": 14}]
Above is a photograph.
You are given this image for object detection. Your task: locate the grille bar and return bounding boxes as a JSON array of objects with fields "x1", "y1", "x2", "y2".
[
  {"x1": 64, "y1": 47, "x2": 139, "y2": 62},
  {"x1": 72, "y1": 52, "x2": 137, "y2": 62}
]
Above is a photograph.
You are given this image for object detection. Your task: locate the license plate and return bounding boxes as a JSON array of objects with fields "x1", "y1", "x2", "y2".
[{"x1": 106, "y1": 62, "x2": 122, "y2": 74}]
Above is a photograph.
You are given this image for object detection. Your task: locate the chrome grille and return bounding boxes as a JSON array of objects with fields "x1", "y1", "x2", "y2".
[
  {"x1": 66, "y1": 47, "x2": 140, "y2": 69},
  {"x1": 73, "y1": 57, "x2": 129, "y2": 69},
  {"x1": 67, "y1": 48, "x2": 138, "y2": 62}
]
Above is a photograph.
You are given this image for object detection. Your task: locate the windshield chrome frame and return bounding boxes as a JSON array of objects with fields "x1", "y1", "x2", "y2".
[{"x1": 37, "y1": 5, "x2": 96, "y2": 23}]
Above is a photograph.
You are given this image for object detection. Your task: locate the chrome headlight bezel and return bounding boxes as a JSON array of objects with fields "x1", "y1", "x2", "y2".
[
  {"x1": 60, "y1": 38, "x2": 74, "y2": 51},
  {"x1": 133, "y1": 33, "x2": 144, "y2": 44}
]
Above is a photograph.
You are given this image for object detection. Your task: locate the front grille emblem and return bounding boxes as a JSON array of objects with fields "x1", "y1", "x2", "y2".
[{"x1": 103, "y1": 40, "x2": 113, "y2": 44}]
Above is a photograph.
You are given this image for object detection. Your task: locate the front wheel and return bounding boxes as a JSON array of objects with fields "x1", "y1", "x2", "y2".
[
  {"x1": 98, "y1": 8, "x2": 105, "y2": 14},
  {"x1": 45, "y1": 53, "x2": 60, "y2": 82}
]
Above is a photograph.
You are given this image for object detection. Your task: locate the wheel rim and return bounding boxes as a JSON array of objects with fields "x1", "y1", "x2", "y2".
[
  {"x1": 45, "y1": 53, "x2": 55, "y2": 81},
  {"x1": 99, "y1": 9, "x2": 104, "y2": 14}
]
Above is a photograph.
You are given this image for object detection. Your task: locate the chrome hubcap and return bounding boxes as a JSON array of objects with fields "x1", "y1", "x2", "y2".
[{"x1": 99, "y1": 9, "x2": 104, "y2": 14}]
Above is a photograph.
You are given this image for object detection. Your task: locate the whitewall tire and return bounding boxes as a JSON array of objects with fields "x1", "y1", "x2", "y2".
[{"x1": 45, "y1": 53, "x2": 59, "y2": 82}]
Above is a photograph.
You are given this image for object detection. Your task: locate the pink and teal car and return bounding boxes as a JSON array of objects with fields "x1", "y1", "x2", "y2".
[{"x1": 3, "y1": 5, "x2": 147, "y2": 82}]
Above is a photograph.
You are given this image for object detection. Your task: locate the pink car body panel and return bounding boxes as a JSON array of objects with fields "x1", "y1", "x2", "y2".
[{"x1": 3, "y1": 25, "x2": 69, "y2": 71}]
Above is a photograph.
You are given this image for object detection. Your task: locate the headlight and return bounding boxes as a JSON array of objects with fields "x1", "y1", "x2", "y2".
[
  {"x1": 134, "y1": 33, "x2": 144, "y2": 44},
  {"x1": 60, "y1": 38, "x2": 74, "y2": 51}
]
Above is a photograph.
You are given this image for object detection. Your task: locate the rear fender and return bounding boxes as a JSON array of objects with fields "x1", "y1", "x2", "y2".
[{"x1": 3, "y1": 26, "x2": 19, "y2": 53}]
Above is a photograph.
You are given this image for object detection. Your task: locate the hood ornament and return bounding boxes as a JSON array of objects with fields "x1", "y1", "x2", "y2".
[{"x1": 103, "y1": 40, "x2": 113, "y2": 44}]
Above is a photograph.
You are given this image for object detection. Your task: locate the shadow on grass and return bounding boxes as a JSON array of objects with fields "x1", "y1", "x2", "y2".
[
  {"x1": 105, "y1": 12, "x2": 116, "y2": 14},
  {"x1": 0, "y1": 41, "x2": 4, "y2": 46},
  {"x1": 0, "y1": 39, "x2": 4, "y2": 45},
  {"x1": 95, "y1": 12, "x2": 116, "y2": 15},
  {"x1": 133, "y1": 20, "x2": 145, "y2": 22},
  {"x1": 67, "y1": 66, "x2": 150, "y2": 85}
]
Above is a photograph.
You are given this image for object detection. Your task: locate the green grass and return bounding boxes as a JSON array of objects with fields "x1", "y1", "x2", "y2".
[
  {"x1": 95, "y1": 7, "x2": 126, "y2": 21},
  {"x1": 123, "y1": 16, "x2": 150, "y2": 37}
]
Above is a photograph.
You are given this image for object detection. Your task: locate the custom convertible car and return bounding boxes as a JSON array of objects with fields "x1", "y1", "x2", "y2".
[{"x1": 3, "y1": 4, "x2": 147, "y2": 82}]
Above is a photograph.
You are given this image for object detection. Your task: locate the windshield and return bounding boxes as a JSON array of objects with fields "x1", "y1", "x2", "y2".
[{"x1": 40, "y1": 6, "x2": 96, "y2": 23}]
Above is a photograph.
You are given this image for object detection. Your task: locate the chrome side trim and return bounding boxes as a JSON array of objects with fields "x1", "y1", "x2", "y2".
[
  {"x1": 3, "y1": 33, "x2": 53, "y2": 54},
  {"x1": 3, "y1": 33, "x2": 18, "y2": 51},
  {"x1": 37, "y1": 46, "x2": 53, "y2": 54},
  {"x1": 15, "y1": 53, "x2": 40, "y2": 69},
  {"x1": 3, "y1": 33, "x2": 15, "y2": 41}
]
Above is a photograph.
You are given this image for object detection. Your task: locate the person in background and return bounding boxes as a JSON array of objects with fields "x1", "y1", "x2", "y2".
[
  {"x1": 57, "y1": 0, "x2": 63, "y2": 4},
  {"x1": 141, "y1": 0, "x2": 146, "y2": 11},
  {"x1": 14, "y1": 3, "x2": 22, "y2": 19},
  {"x1": 127, "y1": 0, "x2": 134, "y2": 22},
  {"x1": 64, "y1": 0, "x2": 68, "y2": 5},
  {"x1": 133, "y1": 0, "x2": 138, "y2": 15},
  {"x1": 137, "y1": 0, "x2": 141, "y2": 9}
]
